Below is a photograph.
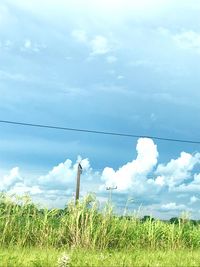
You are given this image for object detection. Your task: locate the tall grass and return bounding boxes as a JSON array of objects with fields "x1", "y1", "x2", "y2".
[{"x1": 0, "y1": 193, "x2": 200, "y2": 250}]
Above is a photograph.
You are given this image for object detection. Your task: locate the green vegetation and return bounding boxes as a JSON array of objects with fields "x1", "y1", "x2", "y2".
[
  {"x1": 1, "y1": 248, "x2": 200, "y2": 267},
  {"x1": 1, "y1": 193, "x2": 200, "y2": 266}
]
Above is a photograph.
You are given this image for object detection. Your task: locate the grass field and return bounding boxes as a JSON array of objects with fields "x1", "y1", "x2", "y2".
[
  {"x1": 1, "y1": 248, "x2": 200, "y2": 267},
  {"x1": 1, "y1": 193, "x2": 200, "y2": 266}
]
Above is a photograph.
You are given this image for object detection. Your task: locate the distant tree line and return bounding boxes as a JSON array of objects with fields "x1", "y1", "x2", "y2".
[{"x1": 120, "y1": 215, "x2": 200, "y2": 225}]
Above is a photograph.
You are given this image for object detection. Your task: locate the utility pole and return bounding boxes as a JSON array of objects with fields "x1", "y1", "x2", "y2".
[
  {"x1": 75, "y1": 162, "x2": 82, "y2": 204},
  {"x1": 106, "y1": 186, "x2": 117, "y2": 203}
]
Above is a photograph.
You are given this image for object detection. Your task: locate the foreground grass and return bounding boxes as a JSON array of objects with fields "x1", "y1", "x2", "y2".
[
  {"x1": 1, "y1": 248, "x2": 200, "y2": 267},
  {"x1": 1, "y1": 194, "x2": 200, "y2": 250},
  {"x1": 1, "y1": 194, "x2": 200, "y2": 266}
]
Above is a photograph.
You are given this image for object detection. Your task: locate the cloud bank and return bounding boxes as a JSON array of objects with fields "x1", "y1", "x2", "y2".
[{"x1": 1, "y1": 138, "x2": 200, "y2": 218}]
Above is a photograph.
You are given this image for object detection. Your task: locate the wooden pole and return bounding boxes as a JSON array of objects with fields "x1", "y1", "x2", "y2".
[{"x1": 75, "y1": 163, "x2": 82, "y2": 204}]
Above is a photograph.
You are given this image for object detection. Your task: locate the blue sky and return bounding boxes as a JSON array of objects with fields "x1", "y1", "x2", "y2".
[{"x1": 1, "y1": 0, "x2": 200, "y2": 219}]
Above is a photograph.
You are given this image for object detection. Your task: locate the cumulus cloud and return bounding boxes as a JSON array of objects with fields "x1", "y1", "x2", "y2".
[
  {"x1": 0, "y1": 167, "x2": 42, "y2": 195},
  {"x1": 0, "y1": 157, "x2": 94, "y2": 207},
  {"x1": 8, "y1": 184, "x2": 42, "y2": 196},
  {"x1": 155, "y1": 152, "x2": 200, "y2": 188},
  {"x1": 38, "y1": 157, "x2": 91, "y2": 190},
  {"x1": 174, "y1": 173, "x2": 200, "y2": 193},
  {"x1": 101, "y1": 138, "x2": 158, "y2": 191},
  {"x1": 160, "y1": 202, "x2": 187, "y2": 212},
  {"x1": 0, "y1": 167, "x2": 23, "y2": 191},
  {"x1": 1, "y1": 138, "x2": 200, "y2": 216}
]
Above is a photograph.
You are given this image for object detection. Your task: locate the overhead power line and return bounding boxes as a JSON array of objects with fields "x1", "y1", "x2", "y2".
[{"x1": 0, "y1": 119, "x2": 200, "y2": 145}]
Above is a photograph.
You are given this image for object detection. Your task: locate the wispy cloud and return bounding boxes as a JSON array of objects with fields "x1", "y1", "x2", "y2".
[
  {"x1": 157, "y1": 27, "x2": 200, "y2": 54},
  {"x1": 173, "y1": 31, "x2": 200, "y2": 53},
  {"x1": 106, "y1": 55, "x2": 118, "y2": 64},
  {"x1": 71, "y1": 30, "x2": 88, "y2": 43},
  {"x1": 90, "y1": 35, "x2": 111, "y2": 55},
  {"x1": 72, "y1": 30, "x2": 114, "y2": 57},
  {"x1": 0, "y1": 70, "x2": 26, "y2": 81},
  {"x1": 20, "y1": 39, "x2": 46, "y2": 53}
]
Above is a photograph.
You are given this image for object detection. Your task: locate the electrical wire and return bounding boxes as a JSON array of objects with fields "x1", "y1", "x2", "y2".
[{"x1": 0, "y1": 119, "x2": 200, "y2": 145}]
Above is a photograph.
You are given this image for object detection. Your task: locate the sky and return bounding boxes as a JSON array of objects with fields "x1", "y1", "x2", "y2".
[{"x1": 1, "y1": 0, "x2": 200, "y2": 219}]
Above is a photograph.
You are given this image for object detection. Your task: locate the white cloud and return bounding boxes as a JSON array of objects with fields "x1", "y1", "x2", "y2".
[
  {"x1": 190, "y1": 196, "x2": 199, "y2": 204},
  {"x1": 0, "y1": 157, "x2": 94, "y2": 207},
  {"x1": 156, "y1": 28, "x2": 200, "y2": 55},
  {"x1": 130, "y1": 59, "x2": 153, "y2": 67},
  {"x1": 6, "y1": 0, "x2": 171, "y2": 23},
  {"x1": 106, "y1": 55, "x2": 118, "y2": 63},
  {"x1": 160, "y1": 202, "x2": 187, "y2": 212},
  {"x1": 1, "y1": 139, "x2": 200, "y2": 216},
  {"x1": 155, "y1": 152, "x2": 200, "y2": 188},
  {"x1": 1, "y1": 139, "x2": 159, "y2": 206},
  {"x1": 0, "y1": 3, "x2": 17, "y2": 28},
  {"x1": 38, "y1": 157, "x2": 91, "y2": 190},
  {"x1": 4, "y1": 40, "x2": 12, "y2": 49},
  {"x1": 154, "y1": 176, "x2": 165, "y2": 186},
  {"x1": 8, "y1": 184, "x2": 42, "y2": 196},
  {"x1": 38, "y1": 159, "x2": 76, "y2": 190},
  {"x1": 90, "y1": 35, "x2": 111, "y2": 55},
  {"x1": 101, "y1": 138, "x2": 158, "y2": 191},
  {"x1": 0, "y1": 38, "x2": 45, "y2": 54},
  {"x1": 0, "y1": 40, "x2": 13, "y2": 50},
  {"x1": 173, "y1": 31, "x2": 200, "y2": 53},
  {"x1": 0, "y1": 167, "x2": 42, "y2": 196},
  {"x1": 24, "y1": 39, "x2": 32, "y2": 49},
  {"x1": 71, "y1": 30, "x2": 88, "y2": 43},
  {"x1": 175, "y1": 173, "x2": 200, "y2": 193},
  {"x1": 0, "y1": 167, "x2": 23, "y2": 191},
  {"x1": 21, "y1": 39, "x2": 46, "y2": 53},
  {"x1": 156, "y1": 26, "x2": 170, "y2": 36},
  {"x1": 117, "y1": 75, "x2": 124, "y2": 80},
  {"x1": 72, "y1": 30, "x2": 113, "y2": 57},
  {"x1": 0, "y1": 70, "x2": 26, "y2": 81}
]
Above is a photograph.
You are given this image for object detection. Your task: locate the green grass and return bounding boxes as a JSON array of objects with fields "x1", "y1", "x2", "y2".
[
  {"x1": 1, "y1": 193, "x2": 200, "y2": 266},
  {"x1": 1, "y1": 248, "x2": 200, "y2": 267},
  {"x1": 1, "y1": 194, "x2": 200, "y2": 250}
]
